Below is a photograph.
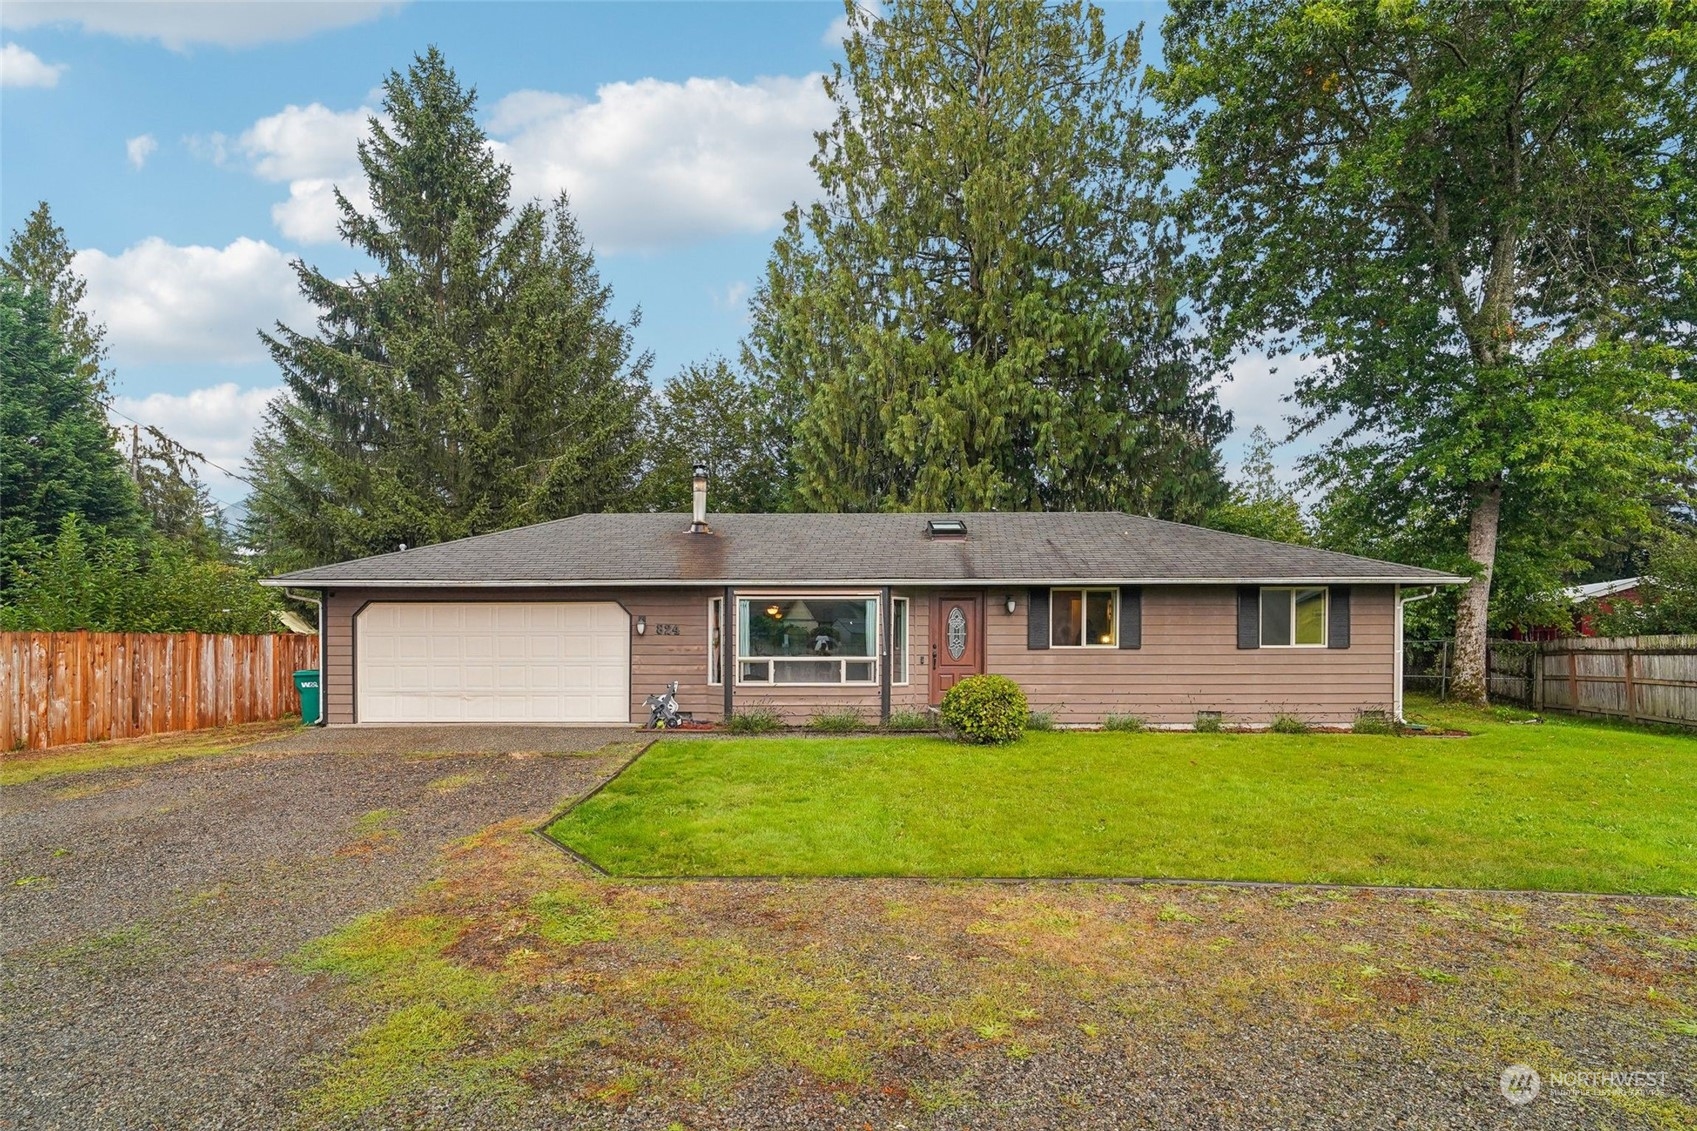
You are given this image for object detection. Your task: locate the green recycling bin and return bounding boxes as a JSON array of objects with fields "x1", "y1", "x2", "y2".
[{"x1": 292, "y1": 669, "x2": 321, "y2": 725}]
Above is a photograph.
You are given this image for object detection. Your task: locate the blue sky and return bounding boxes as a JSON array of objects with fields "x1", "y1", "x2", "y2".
[{"x1": 2, "y1": 1, "x2": 1289, "y2": 509}]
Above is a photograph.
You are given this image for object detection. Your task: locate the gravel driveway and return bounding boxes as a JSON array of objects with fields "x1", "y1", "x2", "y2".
[{"x1": 0, "y1": 736, "x2": 637, "y2": 1131}]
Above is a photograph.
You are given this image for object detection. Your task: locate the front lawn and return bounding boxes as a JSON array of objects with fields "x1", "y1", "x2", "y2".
[{"x1": 549, "y1": 701, "x2": 1697, "y2": 894}]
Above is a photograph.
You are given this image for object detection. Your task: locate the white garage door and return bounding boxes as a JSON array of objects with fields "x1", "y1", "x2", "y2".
[{"x1": 356, "y1": 602, "x2": 629, "y2": 724}]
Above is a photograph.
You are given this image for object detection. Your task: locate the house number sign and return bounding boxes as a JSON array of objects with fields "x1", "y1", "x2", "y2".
[
  {"x1": 946, "y1": 606, "x2": 968, "y2": 660},
  {"x1": 652, "y1": 623, "x2": 681, "y2": 636}
]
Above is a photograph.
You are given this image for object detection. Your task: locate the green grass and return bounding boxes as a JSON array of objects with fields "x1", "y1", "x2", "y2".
[
  {"x1": 549, "y1": 698, "x2": 1697, "y2": 894},
  {"x1": 0, "y1": 721, "x2": 294, "y2": 786}
]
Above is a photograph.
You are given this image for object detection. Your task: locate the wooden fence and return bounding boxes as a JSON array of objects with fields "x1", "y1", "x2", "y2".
[
  {"x1": 0, "y1": 631, "x2": 320, "y2": 751},
  {"x1": 1486, "y1": 635, "x2": 1697, "y2": 729}
]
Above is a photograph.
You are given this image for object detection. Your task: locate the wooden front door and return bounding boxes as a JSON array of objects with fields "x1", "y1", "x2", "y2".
[{"x1": 930, "y1": 593, "x2": 984, "y2": 702}]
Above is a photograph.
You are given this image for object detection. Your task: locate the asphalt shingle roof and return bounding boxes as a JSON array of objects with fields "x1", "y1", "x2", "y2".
[{"x1": 266, "y1": 512, "x2": 1463, "y2": 588}]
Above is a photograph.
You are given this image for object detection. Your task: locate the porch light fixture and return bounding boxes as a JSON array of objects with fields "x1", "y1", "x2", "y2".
[
  {"x1": 1005, "y1": 594, "x2": 1017, "y2": 614},
  {"x1": 635, "y1": 616, "x2": 646, "y2": 636}
]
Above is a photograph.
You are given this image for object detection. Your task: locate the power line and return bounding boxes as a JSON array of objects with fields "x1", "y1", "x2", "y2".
[{"x1": 105, "y1": 402, "x2": 259, "y2": 489}]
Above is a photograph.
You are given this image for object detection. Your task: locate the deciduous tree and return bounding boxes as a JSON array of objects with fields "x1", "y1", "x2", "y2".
[{"x1": 1159, "y1": 0, "x2": 1696, "y2": 703}]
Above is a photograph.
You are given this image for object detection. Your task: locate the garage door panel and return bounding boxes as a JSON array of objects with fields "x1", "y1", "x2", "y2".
[{"x1": 357, "y1": 602, "x2": 630, "y2": 724}]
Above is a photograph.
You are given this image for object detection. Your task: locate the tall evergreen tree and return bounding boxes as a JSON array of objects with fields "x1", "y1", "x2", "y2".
[
  {"x1": 746, "y1": 0, "x2": 1229, "y2": 515},
  {"x1": 2, "y1": 202, "x2": 110, "y2": 399},
  {"x1": 248, "y1": 48, "x2": 649, "y2": 566},
  {"x1": 0, "y1": 279, "x2": 140, "y2": 587}
]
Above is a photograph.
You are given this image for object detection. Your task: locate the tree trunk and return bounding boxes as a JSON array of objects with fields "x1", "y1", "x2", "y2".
[{"x1": 1450, "y1": 479, "x2": 1502, "y2": 706}]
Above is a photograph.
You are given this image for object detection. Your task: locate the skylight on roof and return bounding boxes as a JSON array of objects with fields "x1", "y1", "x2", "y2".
[{"x1": 926, "y1": 518, "x2": 967, "y2": 539}]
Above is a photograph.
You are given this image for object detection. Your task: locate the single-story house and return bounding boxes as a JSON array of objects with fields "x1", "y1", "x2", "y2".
[{"x1": 264, "y1": 474, "x2": 1463, "y2": 728}]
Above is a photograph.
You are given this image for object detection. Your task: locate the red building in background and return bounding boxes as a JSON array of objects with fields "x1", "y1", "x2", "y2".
[{"x1": 1507, "y1": 577, "x2": 1643, "y2": 641}]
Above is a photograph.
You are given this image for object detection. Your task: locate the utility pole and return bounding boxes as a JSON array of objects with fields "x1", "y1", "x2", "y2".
[{"x1": 129, "y1": 423, "x2": 140, "y2": 484}]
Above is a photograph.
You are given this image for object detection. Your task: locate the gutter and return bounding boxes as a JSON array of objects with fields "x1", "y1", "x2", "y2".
[
  {"x1": 1394, "y1": 587, "x2": 1439, "y2": 724},
  {"x1": 283, "y1": 587, "x2": 327, "y2": 725},
  {"x1": 261, "y1": 574, "x2": 1472, "y2": 590}
]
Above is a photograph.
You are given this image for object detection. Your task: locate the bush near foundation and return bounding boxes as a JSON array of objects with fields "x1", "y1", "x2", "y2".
[{"x1": 939, "y1": 674, "x2": 1028, "y2": 744}]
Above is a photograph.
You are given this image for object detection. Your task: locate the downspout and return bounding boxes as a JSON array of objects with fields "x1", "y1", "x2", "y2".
[
  {"x1": 1395, "y1": 587, "x2": 1438, "y2": 724},
  {"x1": 285, "y1": 587, "x2": 327, "y2": 725}
]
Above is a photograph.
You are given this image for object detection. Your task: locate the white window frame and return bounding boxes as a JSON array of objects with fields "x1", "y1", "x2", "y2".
[
  {"x1": 1259, "y1": 586, "x2": 1329, "y2": 648},
  {"x1": 734, "y1": 592, "x2": 881, "y2": 687},
  {"x1": 707, "y1": 597, "x2": 723, "y2": 686},
  {"x1": 892, "y1": 597, "x2": 910, "y2": 685},
  {"x1": 1049, "y1": 587, "x2": 1119, "y2": 648}
]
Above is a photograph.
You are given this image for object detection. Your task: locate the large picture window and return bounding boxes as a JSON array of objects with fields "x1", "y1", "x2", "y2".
[
  {"x1": 1050, "y1": 588, "x2": 1117, "y2": 647},
  {"x1": 1261, "y1": 587, "x2": 1327, "y2": 647},
  {"x1": 738, "y1": 596, "x2": 878, "y2": 684}
]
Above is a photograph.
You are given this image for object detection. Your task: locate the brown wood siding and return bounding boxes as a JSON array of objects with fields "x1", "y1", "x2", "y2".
[
  {"x1": 323, "y1": 586, "x2": 936, "y2": 726},
  {"x1": 983, "y1": 584, "x2": 1397, "y2": 725},
  {"x1": 322, "y1": 583, "x2": 1393, "y2": 727}
]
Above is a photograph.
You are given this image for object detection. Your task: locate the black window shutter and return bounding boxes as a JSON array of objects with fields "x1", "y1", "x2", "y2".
[
  {"x1": 1328, "y1": 586, "x2": 1352, "y2": 649},
  {"x1": 1118, "y1": 586, "x2": 1142, "y2": 649},
  {"x1": 1237, "y1": 586, "x2": 1260, "y2": 649},
  {"x1": 1027, "y1": 587, "x2": 1050, "y2": 649}
]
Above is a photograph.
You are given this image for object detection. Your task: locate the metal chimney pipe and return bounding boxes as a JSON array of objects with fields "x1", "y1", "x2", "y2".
[{"x1": 690, "y1": 464, "x2": 710, "y2": 533}]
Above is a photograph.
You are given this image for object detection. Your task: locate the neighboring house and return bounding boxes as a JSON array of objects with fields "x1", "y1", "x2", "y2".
[
  {"x1": 1506, "y1": 577, "x2": 1644, "y2": 641},
  {"x1": 263, "y1": 474, "x2": 1462, "y2": 728}
]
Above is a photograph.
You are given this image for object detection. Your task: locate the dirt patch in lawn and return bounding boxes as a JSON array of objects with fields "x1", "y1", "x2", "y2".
[
  {"x1": 0, "y1": 719, "x2": 297, "y2": 785},
  {"x1": 294, "y1": 819, "x2": 1697, "y2": 1130}
]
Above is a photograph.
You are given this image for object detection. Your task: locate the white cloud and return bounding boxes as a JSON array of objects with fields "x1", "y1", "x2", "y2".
[
  {"x1": 229, "y1": 75, "x2": 832, "y2": 252},
  {"x1": 240, "y1": 102, "x2": 374, "y2": 181},
  {"x1": 1, "y1": 2, "x2": 402, "y2": 51},
  {"x1": 492, "y1": 75, "x2": 832, "y2": 254},
  {"x1": 226, "y1": 102, "x2": 376, "y2": 242},
  {"x1": 1, "y1": 41, "x2": 66, "y2": 86},
  {"x1": 270, "y1": 177, "x2": 374, "y2": 244},
  {"x1": 822, "y1": 1, "x2": 883, "y2": 48},
  {"x1": 712, "y1": 281, "x2": 750, "y2": 312},
  {"x1": 126, "y1": 133, "x2": 158, "y2": 170},
  {"x1": 76, "y1": 237, "x2": 311, "y2": 368},
  {"x1": 110, "y1": 383, "x2": 278, "y2": 500}
]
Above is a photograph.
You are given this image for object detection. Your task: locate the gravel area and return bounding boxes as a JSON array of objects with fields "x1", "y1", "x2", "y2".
[
  {"x1": 242, "y1": 724, "x2": 643, "y2": 756},
  {"x1": 2, "y1": 733, "x2": 1691, "y2": 1130},
  {"x1": 0, "y1": 739, "x2": 636, "y2": 1131}
]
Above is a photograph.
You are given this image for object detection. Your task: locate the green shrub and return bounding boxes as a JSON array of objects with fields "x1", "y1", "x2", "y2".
[
  {"x1": 939, "y1": 674, "x2": 1029, "y2": 744},
  {"x1": 809, "y1": 709, "x2": 864, "y2": 733},
  {"x1": 1352, "y1": 710, "x2": 1400, "y2": 736},
  {"x1": 1194, "y1": 711, "x2": 1225, "y2": 733},
  {"x1": 885, "y1": 709, "x2": 935, "y2": 732},
  {"x1": 1101, "y1": 714, "x2": 1146, "y2": 733},
  {"x1": 725, "y1": 703, "x2": 783, "y2": 734},
  {"x1": 1269, "y1": 712, "x2": 1311, "y2": 735},
  {"x1": 1025, "y1": 711, "x2": 1057, "y2": 732}
]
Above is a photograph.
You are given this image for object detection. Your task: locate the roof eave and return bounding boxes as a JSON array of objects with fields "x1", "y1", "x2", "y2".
[{"x1": 261, "y1": 574, "x2": 1469, "y2": 589}]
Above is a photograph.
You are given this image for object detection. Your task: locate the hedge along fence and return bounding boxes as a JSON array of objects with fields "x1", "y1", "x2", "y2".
[{"x1": 0, "y1": 631, "x2": 320, "y2": 751}]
